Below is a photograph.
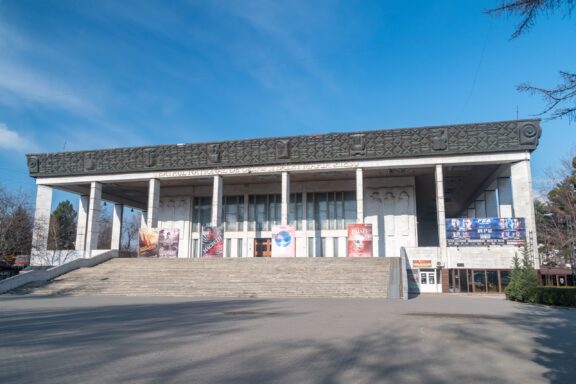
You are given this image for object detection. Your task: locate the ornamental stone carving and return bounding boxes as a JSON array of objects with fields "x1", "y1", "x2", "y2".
[
  {"x1": 207, "y1": 144, "x2": 220, "y2": 163},
  {"x1": 84, "y1": 152, "x2": 97, "y2": 172},
  {"x1": 432, "y1": 128, "x2": 448, "y2": 151},
  {"x1": 27, "y1": 156, "x2": 39, "y2": 173},
  {"x1": 144, "y1": 148, "x2": 157, "y2": 168},
  {"x1": 350, "y1": 134, "x2": 365, "y2": 156},
  {"x1": 518, "y1": 122, "x2": 540, "y2": 146},
  {"x1": 276, "y1": 140, "x2": 290, "y2": 159},
  {"x1": 25, "y1": 119, "x2": 542, "y2": 177}
]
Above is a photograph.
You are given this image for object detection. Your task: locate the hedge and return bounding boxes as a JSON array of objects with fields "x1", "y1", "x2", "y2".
[{"x1": 535, "y1": 287, "x2": 576, "y2": 307}]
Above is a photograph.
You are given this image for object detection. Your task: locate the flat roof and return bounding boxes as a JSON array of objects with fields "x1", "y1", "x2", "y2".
[{"x1": 26, "y1": 119, "x2": 541, "y2": 178}]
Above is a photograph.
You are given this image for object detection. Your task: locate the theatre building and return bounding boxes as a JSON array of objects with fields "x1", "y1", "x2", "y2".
[{"x1": 26, "y1": 119, "x2": 541, "y2": 294}]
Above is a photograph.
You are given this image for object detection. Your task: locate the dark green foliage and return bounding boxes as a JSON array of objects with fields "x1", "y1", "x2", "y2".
[
  {"x1": 48, "y1": 200, "x2": 77, "y2": 250},
  {"x1": 0, "y1": 185, "x2": 33, "y2": 258},
  {"x1": 536, "y1": 287, "x2": 576, "y2": 306},
  {"x1": 505, "y1": 243, "x2": 538, "y2": 303}
]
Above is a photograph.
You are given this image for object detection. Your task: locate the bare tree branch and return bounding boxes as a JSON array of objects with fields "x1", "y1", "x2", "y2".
[
  {"x1": 518, "y1": 71, "x2": 576, "y2": 121},
  {"x1": 487, "y1": 0, "x2": 575, "y2": 39},
  {"x1": 487, "y1": 1, "x2": 575, "y2": 121}
]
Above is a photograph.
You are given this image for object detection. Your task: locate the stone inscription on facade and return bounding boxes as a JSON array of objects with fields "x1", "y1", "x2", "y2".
[
  {"x1": 27, "y1": 120, "x2": 541, "y2": 177},
  {"x1": 155, "y1": 161, "x2": 360, "y2": 178}
]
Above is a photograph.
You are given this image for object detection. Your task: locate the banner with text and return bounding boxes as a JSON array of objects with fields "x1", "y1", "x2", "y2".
[
  {"x1": 347, "y1": 224, "x2": 373, "y2": 257},
  {"x1": 201, "y1": 226, "x2": 224, "y2": 257},
  {"x1": 271, "y1": 225, "x2": 296, "y2": 257},
  {"x1": 446, "y1": 217, "x2": 526, "y2": 246}
]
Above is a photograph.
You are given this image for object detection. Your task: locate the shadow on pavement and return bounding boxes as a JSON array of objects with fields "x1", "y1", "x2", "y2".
[{"x1": 0, "y1": 297, "x2": 574, "y2": 383}]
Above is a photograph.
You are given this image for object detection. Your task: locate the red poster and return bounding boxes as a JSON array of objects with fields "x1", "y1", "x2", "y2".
[
  {"x1": 347, "y1": 224, "x2": 373, "y2": 257},
  {"x1": 201, "y1": 226, "x2": 224, "y2": 257}
]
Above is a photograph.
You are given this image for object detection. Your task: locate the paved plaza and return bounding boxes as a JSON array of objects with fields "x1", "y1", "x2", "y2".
[{"x1": 1, "y1": 295, "x2": 574, "y2": 384}]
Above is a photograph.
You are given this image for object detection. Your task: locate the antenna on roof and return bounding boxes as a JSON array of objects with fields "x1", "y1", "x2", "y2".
[
  {"x1": 63, "y1": 140, "x2": 67, "y2": 151},
  {"x1": 516, "y1": 105, "x2": 519, "y2": 120}
]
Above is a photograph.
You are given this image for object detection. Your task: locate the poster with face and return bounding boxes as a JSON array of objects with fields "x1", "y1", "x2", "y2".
[
  {"x1": 201, "y1": 226, "x2": 224, "y2": 257},
  {"x1": 445, "y1": 217, "x2": 526, "y2": 246},
  {"x1": 347, "y1": 224, "x2": 373, "y2": 257},
  {"x1": 138, "y1": 228, "x2": 159, "y2": 257},
  {"x1": 158, "y1": 229, "x2": 180, "y2": 258},
  {"x1": 271, "y1": 225, "x2": 296, "y2": 257}
]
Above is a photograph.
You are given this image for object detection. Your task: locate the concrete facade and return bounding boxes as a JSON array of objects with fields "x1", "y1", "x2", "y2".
[{"x1": 26, "y1": 120, "x2": 542, "y2": 294}]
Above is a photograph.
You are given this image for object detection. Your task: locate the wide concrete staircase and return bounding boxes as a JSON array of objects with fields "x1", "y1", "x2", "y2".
[{"x1": 9, "y1": 257, "x2": 400, "y2": 298}]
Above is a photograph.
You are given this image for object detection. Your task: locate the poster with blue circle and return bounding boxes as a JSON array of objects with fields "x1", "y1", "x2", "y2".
[{"x1": 272, "y1": 225, "x2": 296, "y2": 257}]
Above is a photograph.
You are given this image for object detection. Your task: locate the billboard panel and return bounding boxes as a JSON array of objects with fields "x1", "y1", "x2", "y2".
[
  {"x1": 157, "y1": 229, "x2": 180, "y2": 258},
  {"x1": 347, "y1": 224, "x2": 373, "y2": 257},
  {"x1": 139, "y1": 228, "x2": 180, "y2": 257},
  {"x1": 446, "y1": 217, "x2": 526, "y2": 246},
  {"x1": 201, "y1": 226, "x2": 224, "y2": 257},
  {"x1": 271, "y1": 225, "x2": 296, "y2": 257},
  {"x1": 138, "y1": 228, "x2": 159, "y2": 257}
]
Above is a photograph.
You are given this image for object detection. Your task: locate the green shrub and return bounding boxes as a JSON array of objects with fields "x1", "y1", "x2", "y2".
[{"x1": 536, "y1": 287, "x2": 576, "y2": 306}]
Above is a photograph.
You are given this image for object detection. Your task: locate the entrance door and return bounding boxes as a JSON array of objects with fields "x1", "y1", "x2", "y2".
[
  {"x1": 419, "y1": 269, "x2": 440, "y2": 293},
  {"x1": 254, "y1": 238, "x2": 272, "y2": 257}
]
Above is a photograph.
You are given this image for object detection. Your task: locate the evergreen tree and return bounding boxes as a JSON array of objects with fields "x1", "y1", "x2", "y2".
[
  {"x1": 506, "y1": 243, "x2": 539, "y2": 303},
  {"x1": 48, "y1": 200, "x2": 77, "y2": 250}
]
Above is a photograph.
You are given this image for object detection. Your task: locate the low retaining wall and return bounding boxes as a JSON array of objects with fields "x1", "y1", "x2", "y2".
[{"x1": 0, "y1": 250, "x2": 118, "y2": 294}]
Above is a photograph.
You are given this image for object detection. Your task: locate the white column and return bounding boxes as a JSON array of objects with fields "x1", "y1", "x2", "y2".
[
  {"x1": 485, "y1": 190, "x2": 499, "y2": 217},
  {"x1": 85, "y1": 182, "x2": 102, "y2": 257},
  {"x1": 147, "y1": 179, "x2": 160, "y2": 228},
  {"x1": 243, "y1": 192, "x2": 249, "y2": 257},
  {"x1": 75, "y1": 195, "x2": 89, "y2": 252},
  {"x1": 140, "y1": 211, "x2": 148, "y2": 228},
  {"x1": 498, "y1": 176, "x2": 514, "y2": 217},
  {"x1": 356, "y1": 168, "x2": 364, "y2": 223},
  {"x1": 435, "y1": 165, "x2": 447, "y2": 263},
  {"x1": 281, "y1": 172, "x2": 290, "y2": 226},
  {"x1": 510, "y1": 159, "x2": 538, "y2": 263},
  {"x1": 211, "y1": 175, "x2": 223, "y2": 226},
  {"x1": 30, "y1": 185, "x2": 53, "y2": 265},
  {"x1": 111, "y1": 204, "x2": 123, "y2": 250}
]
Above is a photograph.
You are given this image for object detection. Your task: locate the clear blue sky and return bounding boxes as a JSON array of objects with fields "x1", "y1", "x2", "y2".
[{"x1": 0, "y1": 0, "x2": 575, "y2": 203}]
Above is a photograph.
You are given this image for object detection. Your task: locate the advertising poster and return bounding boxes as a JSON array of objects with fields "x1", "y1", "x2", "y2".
[
  {"x1": 158, "y1": 229, "x2": 180, "y2": 258},
  {"x1": 347, "y1": 224, "x2": 373, "y2": 257},
  {"x1": 201, "y1": 226, "x2": 224, "y2": 257},
  {"x1": 271, "y1": 225, "x2": 296, "y2": 257},
  {"x1": 138, "y1": 228, "x2": 159, "y2": 257},
  {"x1": 445, "y1": 217, "x2": 526, "y2": 246}
]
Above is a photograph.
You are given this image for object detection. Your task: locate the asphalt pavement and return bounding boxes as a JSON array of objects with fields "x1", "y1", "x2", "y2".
[{"x1": 1, "y1": 294, "x2": 574, "y2": 384}]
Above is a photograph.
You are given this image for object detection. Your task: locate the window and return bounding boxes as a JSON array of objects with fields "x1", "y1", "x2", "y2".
[
  {"x1": 193, "y1": 197, "x2": 211, "y2": 232},
  {"x1": 306, "y1": 192, "x2": 356, "y2": 230},
  {"x1": 223, "y1": 196, "x2": 244, "y2": 232},
  {"x1": 248, "y1": 194, "x2": 282, "y2": 231},
  {"x1": 307, "y1": 237, "x2": 314, "y2": 257},
  {"x1": 289, "y1": 193, "x2": 303, "y2": 230},
  {"x1": 237, "y1": 239, "x2": 243, "y2": 258}
]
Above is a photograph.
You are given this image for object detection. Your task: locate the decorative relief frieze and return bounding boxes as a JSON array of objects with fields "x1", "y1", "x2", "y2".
[{"x1": 26, "y1": 119, "x2": 541, "y2": 177}]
